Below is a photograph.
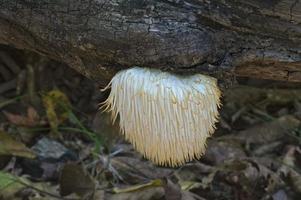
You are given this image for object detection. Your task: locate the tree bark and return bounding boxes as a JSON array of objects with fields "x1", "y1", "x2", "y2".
[{"x1": 0, "y1": 0, "x2": 300, "y2": 85}]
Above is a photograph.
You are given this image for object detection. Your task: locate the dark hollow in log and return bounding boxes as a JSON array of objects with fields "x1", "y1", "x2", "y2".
[{"x1": 0, "y1": 0, "x2": 300, "y2": 85}]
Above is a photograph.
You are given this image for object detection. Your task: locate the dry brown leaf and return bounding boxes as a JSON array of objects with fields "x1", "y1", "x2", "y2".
[
  {"x1": 225, "y1": 86, "x2": 301, "y2": 108},
  {"x1": 108, "y1": 187, "x2": 164, "y2": 200},
  {"x1": 279, "y1": 146, "x2": 301, "y2": 193},
  {"x1": 237, "y1": 115, "x2": 300, "y2": 145},
  {"x1": 3, "y1": 106, "x2": 42, "y2": 127},
  {"x1": 59, "y1": 163, "x2": 95, "y2": 198},
  {"x1": 107, "y1": 155, "x2": 172, "y2": 184},
  {"x1": 0, "y1": 130, "x2": 35, "y2": 158},
  {"x1": 203, "y1": 140, "x2": 246, "y2": 165},
  {"x1": 181, "y1": 191, "x2": 206, "y2": 200},
  {"x1": 163, "y1": 178, "x2": 182, "y2": 200}
]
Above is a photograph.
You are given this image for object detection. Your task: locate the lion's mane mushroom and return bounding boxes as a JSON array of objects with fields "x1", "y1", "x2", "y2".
[{"x1": 102, "y1": 67, "x2": 221, "y2": 167}]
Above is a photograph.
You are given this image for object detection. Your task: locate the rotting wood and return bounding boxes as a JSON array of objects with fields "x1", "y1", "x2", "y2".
[{"x1": 0, "y1": 0, "x2": 300, "y2": 85}]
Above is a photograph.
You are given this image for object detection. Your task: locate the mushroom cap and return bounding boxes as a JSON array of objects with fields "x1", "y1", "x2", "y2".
[{"x1": 102, "y1": 67, "x2": 221, "y2": 167}]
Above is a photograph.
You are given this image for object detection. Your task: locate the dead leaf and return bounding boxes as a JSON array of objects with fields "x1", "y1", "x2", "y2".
[
  {"x1": 59, "y1": 163, "x2": 95, "y2": 198},
  {"x1": 279, "y1": 146, "x2": 301, "y2": 193},
  {"x1": 237, "y1": 115, "x2": 300, "y2": 145},
  {"x1": 272, "y1": 189, "x2": 288, "y2": 200},
  {"x1": 224, "y1": 159, "x2": 283, "y2": 193},
  {"x1": 203, "y1": 140, "x2": 246, "y2": 165},
  {"x1": 0, "y1": 130, "x2": 35, "y2": 159},
  {"x1": 279, "y1": 163, "x2": 301, "y2": 194},
  {"x1": 225, "y1": 86, "x2": 301, "y2": 108},
  {"x1": 287, "y1": 169, "x2": 301, "y2": 194},
  {"x1": 113, "y1": 179, "x2": 163, "y2": 193},
  {"x1": 3, "y1": 107, "x2": 42, "y2": 127},
  {"x1": 108, "y1": 187, "x2": 164, "y2": 200},
  {"x1": 42, "y1": 90, "x2": 71, "y2": 134},
  {"x1": 200, "y1": 169, "x2": 218, "y2": 189},
  {"x1": 179, "y1": 181, "x2": 202, "y2": 191},
  {"x1": 162, "y1": 178, "x2": 182, "y2": 200},
  {"x1": 106, "y1": 154, "x2": 172, "y2": 184},
  {"x1": 282, "y1": 145, "x2": 297, "y2": 167},
  {"x1": 181, "y1": 191, "x2": 206, "y2": 200}
]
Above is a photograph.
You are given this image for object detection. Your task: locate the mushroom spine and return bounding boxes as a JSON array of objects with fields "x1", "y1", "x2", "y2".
[{"x1": 102, "y1": 67, "x2": 221, "y2": 167}]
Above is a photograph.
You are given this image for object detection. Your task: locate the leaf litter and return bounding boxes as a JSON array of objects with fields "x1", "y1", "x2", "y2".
[{"x1": 0, "y1": 47, "x2": 301, "y2": 199}]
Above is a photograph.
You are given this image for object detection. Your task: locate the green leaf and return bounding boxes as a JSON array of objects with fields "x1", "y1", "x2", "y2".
[{"x1": 0, "y1": 171, "x2": 27, "y2": 198}]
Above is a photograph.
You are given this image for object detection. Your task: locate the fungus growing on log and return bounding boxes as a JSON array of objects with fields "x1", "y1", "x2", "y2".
[{"x1": 102, "y1": 67, "x2": 221, "y2": 166}]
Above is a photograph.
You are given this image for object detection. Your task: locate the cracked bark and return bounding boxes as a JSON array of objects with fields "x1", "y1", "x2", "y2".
[{"x1": 0, "y1": 0, "x2": 300, "y2": 85}]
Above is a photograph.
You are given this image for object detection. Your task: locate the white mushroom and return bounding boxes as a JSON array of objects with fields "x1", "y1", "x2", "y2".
[{"x1": 101, "y1": 67, "x2": 221, "y2": 167}]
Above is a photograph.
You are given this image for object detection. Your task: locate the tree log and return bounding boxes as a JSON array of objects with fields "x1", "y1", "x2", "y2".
[{"x1": 0, "y1": 0, "x2": 300, "y2": 85}]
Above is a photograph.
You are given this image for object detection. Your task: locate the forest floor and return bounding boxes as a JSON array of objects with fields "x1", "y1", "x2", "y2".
[{"x1": 0, "y1": 45, "x2": 301, "y2": 200}]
